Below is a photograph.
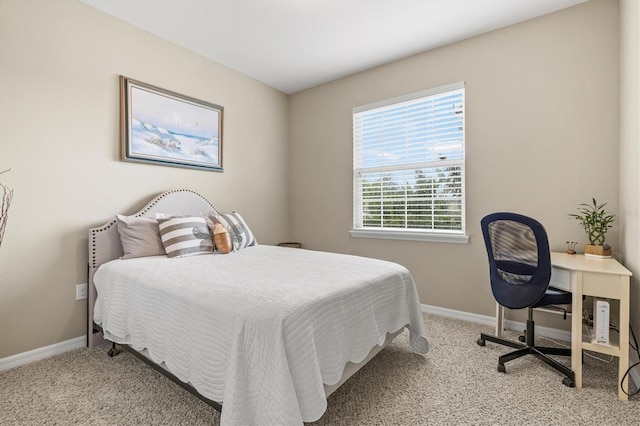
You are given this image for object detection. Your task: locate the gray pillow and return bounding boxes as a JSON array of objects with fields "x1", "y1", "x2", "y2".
[{"x1": 116, "y1": 215, "x2": 166, "y2": 259}]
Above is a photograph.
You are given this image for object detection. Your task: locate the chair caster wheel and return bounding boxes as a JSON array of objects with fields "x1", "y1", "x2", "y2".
[
  {"x1": 107, "y1": 346, "x2": 120, "y2": 357},
  {"x1": 477, "y1": 339, "x2": 486, "y2": 346},
  {"x1": 562, "y1": 377, "x2": 575, "y2": 387},
  {"x1": 497, "y1": 363, "x2": 506, "y2": 373},
  {"x1": 518, "y1": 335, "x2": 525, "y2": 342}
]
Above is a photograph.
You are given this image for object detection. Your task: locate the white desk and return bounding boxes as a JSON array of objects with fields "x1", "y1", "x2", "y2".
[{"x1": 495, "y1": 252, "x2": 632, "y2": 400}]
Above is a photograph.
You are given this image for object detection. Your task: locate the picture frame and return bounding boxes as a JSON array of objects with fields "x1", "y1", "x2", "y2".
[{"x1": 120, "y1": 76, "x2": 223, "y2": 172}]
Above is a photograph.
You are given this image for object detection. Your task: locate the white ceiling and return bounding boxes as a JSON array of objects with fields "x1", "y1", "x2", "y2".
[{"x1": 81, "y1": 0, "x2": 588, "y2": 94}]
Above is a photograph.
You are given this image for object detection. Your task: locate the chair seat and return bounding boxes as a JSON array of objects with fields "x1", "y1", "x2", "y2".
[{"x1": 533, "y1": 288, "x2": 572, "y2": 308}]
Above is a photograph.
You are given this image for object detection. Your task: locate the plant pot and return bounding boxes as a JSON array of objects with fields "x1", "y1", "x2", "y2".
[{"x1": 584, "y1": 244, "x2": 611, "y2": 259}]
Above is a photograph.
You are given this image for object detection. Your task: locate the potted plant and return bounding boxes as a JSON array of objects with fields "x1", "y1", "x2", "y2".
[{"x1": 570, "y1": 198, "x2": 615, "y2": 258}]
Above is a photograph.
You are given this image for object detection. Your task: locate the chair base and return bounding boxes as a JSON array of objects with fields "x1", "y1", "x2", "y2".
[{"x1": 477, "y1": 316, "x2": 575, "y2": 387}]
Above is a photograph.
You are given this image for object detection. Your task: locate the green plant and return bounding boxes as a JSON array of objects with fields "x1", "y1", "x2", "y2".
[{"x1": 569, "y1": 198, "x2": 615, "y2": 246}]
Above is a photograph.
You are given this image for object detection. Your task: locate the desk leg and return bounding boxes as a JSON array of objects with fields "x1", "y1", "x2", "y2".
[
  {"x1": 618, "y1": 276, "x2": 630, "y2": 401},
  {"x1": 495, "y1": 302, "x2": 504, "y2": 337},
  {"x1": 571, "y1": 271, "x2": 583, "y2": 389}
]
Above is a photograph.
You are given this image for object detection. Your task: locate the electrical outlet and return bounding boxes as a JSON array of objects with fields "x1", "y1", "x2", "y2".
[{"x1": 76, "y1": 283, "x2": 88, "y2": 300}]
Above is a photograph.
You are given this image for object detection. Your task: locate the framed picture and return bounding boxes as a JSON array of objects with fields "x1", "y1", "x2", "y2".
[{"x1": 120, "y1": 76, "x2": 223, "y2": 172}]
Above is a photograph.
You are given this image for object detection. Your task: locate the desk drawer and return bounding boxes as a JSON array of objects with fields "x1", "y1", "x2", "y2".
[
  {"x1": 550, "y1": 266, "x2": 571, "y2": 292},
  {"x1": 583, "y1": 273, "x2": 621, "y2": 299}
]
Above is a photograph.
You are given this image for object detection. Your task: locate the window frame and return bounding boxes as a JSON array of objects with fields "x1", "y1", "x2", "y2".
[{"x1": 350, "y1": 82, "x2": 468, "y2": 244}]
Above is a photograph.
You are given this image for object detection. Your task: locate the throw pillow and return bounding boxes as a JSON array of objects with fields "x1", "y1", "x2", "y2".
[
  {"x1": 206, "y1": 211, "x2": 257, "y2": 251},
  {"x1": 157, "y1": 215, "x2": 213, "y2": 258},
  {"x1": 115, "y1": 215, "x2": 165, "y2": 259}
]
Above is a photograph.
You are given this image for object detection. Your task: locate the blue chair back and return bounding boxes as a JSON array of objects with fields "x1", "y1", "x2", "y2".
[{"x1": 481, "y1": 213, "x2": 552, "y2": 310}]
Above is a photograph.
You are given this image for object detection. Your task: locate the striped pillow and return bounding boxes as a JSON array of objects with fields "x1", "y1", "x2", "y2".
[
  {"x1": 157, "y1": 216, "x2": 213, "y2": 258},
  {"x1": 207, "y1": 212, "x2": 256, "y2": 251}
]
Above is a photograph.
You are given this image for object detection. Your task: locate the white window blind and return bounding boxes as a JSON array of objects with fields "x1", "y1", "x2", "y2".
[{"x1": 352, "y1": 82, "x2": 466, "y2": 242}]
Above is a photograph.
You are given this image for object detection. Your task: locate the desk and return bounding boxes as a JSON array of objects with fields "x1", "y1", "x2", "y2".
[{"x1": 495, "y1": 252, "x2": 632, "y2": 400}]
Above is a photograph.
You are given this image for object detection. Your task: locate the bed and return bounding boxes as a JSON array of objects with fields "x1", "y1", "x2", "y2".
[{"x1": 88, "y1": 189, "x2": 429, "y2": 425}]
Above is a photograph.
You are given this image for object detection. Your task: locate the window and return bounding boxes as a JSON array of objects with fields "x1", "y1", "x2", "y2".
[{"x1": 351, "y1": 82, "x2": 468, "y2": 243}]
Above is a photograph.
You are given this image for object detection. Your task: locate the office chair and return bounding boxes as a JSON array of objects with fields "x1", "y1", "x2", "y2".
[{"x1": 477, "y1": 212, "x2": 575, "y2": 387}]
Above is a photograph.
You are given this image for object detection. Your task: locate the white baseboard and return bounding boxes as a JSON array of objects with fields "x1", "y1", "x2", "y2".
[
  {"x1": 422, "y1": 303, "x2": 497, "y2": 327},
  {"x1": 422, "y1": 303, "x2": 571, "y2": 341},
  {"x1": 421, "y1": 304, "x2": 640, "y2": 391},
  {"x1": 0, "y1": 335, "x2": 85, "y2": 372}
]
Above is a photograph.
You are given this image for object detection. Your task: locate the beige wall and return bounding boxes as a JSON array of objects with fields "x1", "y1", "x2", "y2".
[
  {"x1": 0, "y1": 1, "x2": 289, "y2": 357},
  {"x1": 1, "y1": 0, "x2": 635, "y2": 361},
  {"x1": 288, "y1": 0, "x2": 623, "y2": 326},
  {"x1": 620, "y1": 0, "x2": 640, "y2": 366}
]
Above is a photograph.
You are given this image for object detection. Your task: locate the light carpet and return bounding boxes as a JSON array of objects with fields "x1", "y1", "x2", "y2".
[{"x1": 1, "y1": 313, "x2": 638, "y2": 425}]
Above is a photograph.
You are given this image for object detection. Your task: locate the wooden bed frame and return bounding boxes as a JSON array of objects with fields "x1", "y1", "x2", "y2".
[{"x1": 87, "y1": 189, "x2": 400, "y2": 410}]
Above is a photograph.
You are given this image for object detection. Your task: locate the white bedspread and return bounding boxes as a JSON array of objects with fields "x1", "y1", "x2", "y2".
[{"x1": 93, "y1": 245, "x2": 428, "y2": 425}]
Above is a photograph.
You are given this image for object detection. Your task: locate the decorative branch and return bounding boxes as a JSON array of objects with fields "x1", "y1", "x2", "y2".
[{"x1": 0, "y1": 169, "x2": 14, "y2": 247}]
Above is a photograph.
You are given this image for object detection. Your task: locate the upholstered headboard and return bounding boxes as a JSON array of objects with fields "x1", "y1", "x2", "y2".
[{"x1": 87, "y1": 189, "x2": 218, "y2": 348}]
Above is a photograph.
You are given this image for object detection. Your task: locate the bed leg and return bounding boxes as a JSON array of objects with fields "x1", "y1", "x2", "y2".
[{"x1": 107, "y1": 342, "x2": 121, "y2": 357}]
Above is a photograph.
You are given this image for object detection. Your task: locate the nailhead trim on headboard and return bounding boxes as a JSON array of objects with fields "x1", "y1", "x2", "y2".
[
  {"x1": 141, "y1": 188, "x2": 216, "y2": 216},
  {"x1": 90, "y1": 219, "x2": 117, "y2": 269},
  {"x1": 89, "y1": 189, "x2": 217, "y2": 269}
]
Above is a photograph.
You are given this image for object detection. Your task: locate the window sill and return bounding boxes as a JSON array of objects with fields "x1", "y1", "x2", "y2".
[{"x1": 349, "y1": 229, "x2": 469, "y2": 244}]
